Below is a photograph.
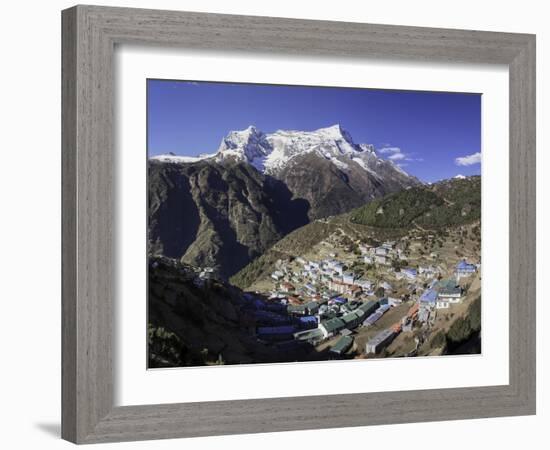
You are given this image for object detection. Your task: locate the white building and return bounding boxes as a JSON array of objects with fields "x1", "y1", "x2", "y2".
[
  {"x1": 375, "y1": 255, "x2": 388, "y2": 265},
  {"x1": 342, "y1": 272, "x2": 355, "y2": 285},
  {"x1": 271, "y1": 270, "x2": 284, "y2": 281}
]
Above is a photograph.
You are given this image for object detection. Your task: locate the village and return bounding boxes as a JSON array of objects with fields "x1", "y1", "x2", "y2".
[{"x1": 238, "y1": 226, "x2": 481, "y2": 359}]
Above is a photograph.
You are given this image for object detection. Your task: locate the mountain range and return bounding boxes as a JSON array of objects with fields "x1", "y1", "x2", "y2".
[{"x1": 149, "y1": 124, "x2": 420, "y2": 277}]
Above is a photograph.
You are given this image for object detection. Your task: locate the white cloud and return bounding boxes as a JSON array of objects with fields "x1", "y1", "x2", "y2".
[
  {"x1": 388, "y1": 153, "x2": 406, "y2": 160},
  {"x1": 455, "y1": 152, "x2": 481, "y2": 166},
  {"x1": 379, "y1": 145, "x2": 422, "y2": 163},
  {"x1": 379, "y1": 147, "x2": 401, "y2": 154}
]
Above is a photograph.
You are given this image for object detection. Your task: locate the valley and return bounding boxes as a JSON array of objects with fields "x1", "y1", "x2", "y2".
[{"x1": 148, "y1": 172, "x2": 482, "y2": 366}]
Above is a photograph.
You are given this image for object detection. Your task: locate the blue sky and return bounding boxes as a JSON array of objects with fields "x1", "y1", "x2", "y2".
[{"x1": 147, "y1": 79, "x2": 481, "y2": 182}]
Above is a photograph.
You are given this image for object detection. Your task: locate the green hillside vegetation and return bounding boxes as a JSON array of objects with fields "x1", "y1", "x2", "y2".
[
  {"x1": 349, "y1": 187, "x2": 443, "y2": 228},
  {"x1": 416, "y1": 176, "x2": 481, "y2": 228},
  {"x1": 350, "y1": 177, "x2": 480, "y2": 230}
]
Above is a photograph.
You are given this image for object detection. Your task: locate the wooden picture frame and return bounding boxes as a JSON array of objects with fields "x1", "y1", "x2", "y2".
[{"x1": 62, "y1": 5, "x2": 536, "y2": 444}]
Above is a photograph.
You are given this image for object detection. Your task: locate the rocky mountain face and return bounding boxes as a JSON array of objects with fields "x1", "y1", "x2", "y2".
[
  {"x1": 149, "y1": 124, "x2": 420, "y2": 277},
  {"x1": 149, "y1": 159, "x2": 309, "y2": 278}
]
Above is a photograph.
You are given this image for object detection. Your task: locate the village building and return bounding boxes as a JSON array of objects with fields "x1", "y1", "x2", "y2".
[
  {"x1": 280, "y1": 282, "x2": 295, "y2": 292},
  {"x1": 342, "y1": 272, "x2": 355, "y2": 285},
  {"x1": 355, "y1": 278, "x2": 372, "y2": 290},
  {"x1": 417, "y1": 306, "x2": 431, "y2": 323},
  {"x1": 365, "y1": 328, "x2": 396, "y2": 354},
  {"x1": 271, "y1": 270, "x2": 284, "y2": 281},
  {"x1": 358, "y1": 244, "x2": 371, "y2": 255},
  {"x1": 388, "y1": 297, "x2": 403, "y2": 307},
  {"x1": 436, "y1": 279, "x2": 463, "y2": 309},
  {"x1": 287, "y1": 304, "x2": 307, "y2": 315},
  {"x1": 309, "y1": 261, "x2": 320, "y2": 269},
  {"x1": 330, "y1": 335, "x2": 354, "y2": 355},
  {"x1": 419, "y1": 288, "x2": 438, "y2": 306},
  {"x1": 293, "y1": 328, "x2": 323, "y2": 344},
  {"x1": 304, "y1": 300, "x2": 320, "y2": 315},
  {"x1": 328, "y1": 279, "x2": 351, "y2": 294},
  {"x1": 341, "y1": 311, "x2": 362, "y2": 329},
  {"x1": 455, "y1": 260, "x2": 477, "y2": 278},
  {"x1": 319, "y1": 317, "x2": 346, "y2": 338},
  {"x1": 402, "y1": 268, "x2": 417, "y2": 280},
  {"x1": 296, "y1": 315, "x2": 318, "y2": 330},
  {"x1": 375, "y1": 254, "x2": 388, "y2": 265}
]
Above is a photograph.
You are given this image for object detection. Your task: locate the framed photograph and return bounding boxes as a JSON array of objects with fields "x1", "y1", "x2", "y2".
[{"x1": 62, "y1": 5, "x2": 536, "y2": 444}]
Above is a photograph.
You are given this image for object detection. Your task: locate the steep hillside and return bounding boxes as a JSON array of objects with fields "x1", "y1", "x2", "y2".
[
  {"x1": 148, "y1": 160, "x2": 309, "y2": 278},
  {"x1": 148, "y1": 257, "x2": 311, "y2": 367},
  {"x1": 349, "y1": 187, "x2": 443, "y2": 228},
  {"x1": 232, "y1": 176, "x2": 481, "y2": 289},
  {"x1": 350, "y1": 176, "x2": 480, "y2": 229}
]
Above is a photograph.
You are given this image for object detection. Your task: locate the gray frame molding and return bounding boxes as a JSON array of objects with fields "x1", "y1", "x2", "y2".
[{"x1": 62, "y1": 5, "x2": 536, "y2": 444}]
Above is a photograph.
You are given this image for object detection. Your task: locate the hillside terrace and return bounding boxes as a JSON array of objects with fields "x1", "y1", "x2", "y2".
[{"x1": 236, "y1": 223, "x2": 481, "y2": 357}]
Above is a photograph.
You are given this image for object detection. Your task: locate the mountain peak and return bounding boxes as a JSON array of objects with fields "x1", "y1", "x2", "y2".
[
  {"x1": 210, "y1": 125, "x2": 416, "y2": 182},
  {"x1": 317, "y1": 123, "x2": 343, "y2": 133},
  {"x1": 313, "y1": 123, "x2": 352, "y2": 141}
]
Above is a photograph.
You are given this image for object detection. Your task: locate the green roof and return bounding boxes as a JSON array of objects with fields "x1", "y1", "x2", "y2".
[
  {"x1": 437, "y1": 279, "x2": 462, "y2": 295},
  {"x1": 321, "y1": 317, "x2": 345, "y2": 333},
  {"x1": 341, "y1": 312, "x2": 359, "y2": 325},
  {"x1": 331, "y1": 335, "x2": 354, "y2": 353},
  {"x1": 358, "y1": 300, "x2": 379, "y2": 313}
]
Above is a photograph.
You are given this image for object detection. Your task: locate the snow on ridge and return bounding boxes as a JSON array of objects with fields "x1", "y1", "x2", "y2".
[
  {"x1": 454, "y1": 174, "x2": 467, "y2": 179},
  {"x1": 388, "y1": 160, "x2": 409, "y2": 177},
  {"x1": 351, "y1": 156, "x2": 382, "y2": 179},
  {"x1": 330, "y1": 158, "x2": 349, "y2": 171},
  {"x1": 161, "y1": 124, "x2": 418, "y2": 183},
  {"x1": 150, "y1": 153, "x2": 214, "y2": 163}
]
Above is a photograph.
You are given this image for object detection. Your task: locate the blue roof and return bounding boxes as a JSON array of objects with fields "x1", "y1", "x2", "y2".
[
  {"x1": 456, "y1": 261, "x2": 476, "y2": 270},
  {"x1": 403, "y1": 268, "x2": 417, "y2": 275},
  {"x1": 257, "y1": 325, "x2": 296, "y2": 335},
  {"x1": 419, "y1": 289, "x2": 438, "y2": 304},
  {"x1": 298, "y1": 316, "x2": 318, "y2": 324}
]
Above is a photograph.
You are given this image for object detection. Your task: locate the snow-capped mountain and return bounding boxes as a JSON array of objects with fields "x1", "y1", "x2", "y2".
[
  {"x1": 214, "y1": 124, "x2": 392, "y2": 177},
  {"x1": 148, "y1": 124, "x2": 421, "y2": 275},
  {"x1": 151, "y1": 124, "x2": 417, "y2": 186}
]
